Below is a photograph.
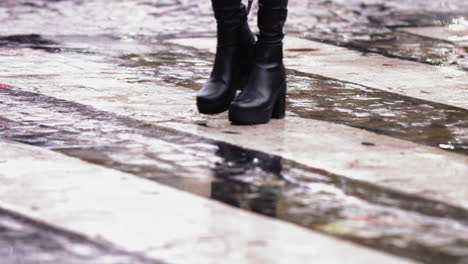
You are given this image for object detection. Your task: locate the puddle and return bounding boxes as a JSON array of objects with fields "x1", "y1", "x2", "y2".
[
  {"x1": 0, "y1": 208, "x2": 162, "y2": 264},
  {"x1": 1, "y1": 87, "x2": 468, "y2": 263}
]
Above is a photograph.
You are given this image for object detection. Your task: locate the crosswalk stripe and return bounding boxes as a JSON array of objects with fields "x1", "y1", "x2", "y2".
[
  {"x1": 0, "y1": 139, "x2": 415, "y2": 264},
  {"x1": 400, "y1": 26, "x2": 468, "y2": 47},
  {"x1": 168, "y1": 37, "x2": 468, "y2": 110}
]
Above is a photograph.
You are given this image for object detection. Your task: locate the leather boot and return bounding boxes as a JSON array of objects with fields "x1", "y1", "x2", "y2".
[
  {"x1": 197, "y1": 1, "x2": 255, "y2": 114},
  {"x1": 229, "y1": 0, "x2": 288, "y2": 125}
]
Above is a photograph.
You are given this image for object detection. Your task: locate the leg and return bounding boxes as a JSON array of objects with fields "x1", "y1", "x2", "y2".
[
  {"x1": 196, "y1": 0, "x2": 255, "y2": 114},
  {"x1": 228, "y1": 0, "x2": 288, "y2": 124}
]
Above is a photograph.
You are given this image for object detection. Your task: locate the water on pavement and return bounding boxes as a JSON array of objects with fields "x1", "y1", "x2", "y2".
[
  {"x1": 0, "y1": 0, "x2": 468, "y2": 263},
  {"x1": 0, "y1": 209, "x2": 162, "y2": 264},
  {"x1": 1, "y1": 87, "x2": 468, "y2": 264}
]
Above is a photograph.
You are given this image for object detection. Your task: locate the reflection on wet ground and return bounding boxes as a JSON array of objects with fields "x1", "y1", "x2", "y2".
[
  {"x1": 119, "y1": 43, "x2": 468, "y2": 155},
  {"x1": 0, "y1": 208, "x2": 162, "y2": 264},
  {"x1": 1, "y1": 87, "x2": 468, "y2": 263}
]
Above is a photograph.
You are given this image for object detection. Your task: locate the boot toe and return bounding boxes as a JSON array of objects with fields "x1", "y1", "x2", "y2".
[
  {"x1": 197, "y1": 80, "x2": 228, "y2": 100},
  {"x1": 197, "y1": 80, "x2": 235, "y2": 114}
]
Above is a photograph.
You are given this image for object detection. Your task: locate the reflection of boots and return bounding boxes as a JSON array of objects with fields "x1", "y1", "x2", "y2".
[
  {"x1": 229, "y1": 0, "x2": 288, "y2": 125},
  {"x1": 197, "y1": 0, "x2": 255, "y2": 114}
]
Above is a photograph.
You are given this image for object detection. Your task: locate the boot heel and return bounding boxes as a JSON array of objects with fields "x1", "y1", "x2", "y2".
[{"x1": 272, "y1": 83, "x2": 286, "y2": 119}]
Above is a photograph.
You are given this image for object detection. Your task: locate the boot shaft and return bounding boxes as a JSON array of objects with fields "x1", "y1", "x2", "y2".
[
  {"x1": 211, "y1": 1, "x2": 253, "y2": 48},
  {"x1": 257, "y1": 0, "x2": 288, "y2": 44},
  {"x1": 254, "y1": 42, "x2": 283, "y2": 64},
  {"x1": 211, "y1": 0, "x2": 248, "y2": 30}
]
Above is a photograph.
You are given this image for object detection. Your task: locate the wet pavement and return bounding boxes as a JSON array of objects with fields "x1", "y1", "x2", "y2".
[
  {"x1": 292, "y1": 2, "x2": 468, "y2": 69},
  {"x1": 1, "y1": 86, "x2": 468, "y2": 264},
  {"x1": 0, "y1": 0, "x2": 467, "y2": 69},
  {"x1": 0, "y1": 0, "x2": 468, "y2": 263},
  {"x1": 1, "y1": 35, "x2": 467, "y2": 155},
  {"x1": 0, "y1": 208, "x2": 162, "y2": 264},
  {"x1": 119, "y1": 45, "x2": 468, "y2": 155},
  {"x1": 0, "y1": 138, "x2": 416, "y2": 264}
]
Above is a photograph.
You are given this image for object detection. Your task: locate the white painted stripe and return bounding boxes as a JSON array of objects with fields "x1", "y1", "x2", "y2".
[
  {"x1": 0, "y1": 139, "x2": 414, "y2": 264},
  {"x1": 169, "y1": 37, "x2": 468, "y2": 110},
  {"x1": 400, "y1": 26, "x2": 468, "y2": 46}
]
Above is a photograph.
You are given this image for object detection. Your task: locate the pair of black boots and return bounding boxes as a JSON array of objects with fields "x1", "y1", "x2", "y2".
[{"x1": 197, "y1": 0, "x2": 288, "y2": 125}]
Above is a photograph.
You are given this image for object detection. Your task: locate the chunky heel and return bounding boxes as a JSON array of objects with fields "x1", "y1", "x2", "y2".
[
  {"x1": 196, "y1": 4, "x2": 255, "y2": 115},
  {"x1": 272, "y1": 83, "x2": 286, "y2": 119},
  {"x1": 229, "y1": 42, "x2": 287, "y2": 125}
]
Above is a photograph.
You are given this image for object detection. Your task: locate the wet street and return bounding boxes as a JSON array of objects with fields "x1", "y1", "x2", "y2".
[{"x1": 0, "y1": 0, "x2": 468, "y2": 263}]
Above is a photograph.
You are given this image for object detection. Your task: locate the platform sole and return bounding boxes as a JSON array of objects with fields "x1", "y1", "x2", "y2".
[{"x1": 228, "y1": 83, "x2": 286, "y2": 125}]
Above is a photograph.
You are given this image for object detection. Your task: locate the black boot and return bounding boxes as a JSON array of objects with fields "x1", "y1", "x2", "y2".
[
  {"x1": 229, "y1": 0, "x2": 288, "y2": 125},
  {"x1": 197, "y1": 1, "x2": 255, "y2": 114}
]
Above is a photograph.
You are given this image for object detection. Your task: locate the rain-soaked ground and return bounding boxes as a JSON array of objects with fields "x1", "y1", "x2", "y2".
[
  {"x1": 0, "y1": 0, "x2": 467, "y2": 70},
  {"x1": 291, "y1": 1, "x2": 468, "y2": 69},
  {"x1": 118, "y1": 44, "x2": 468, "y2": 155},
  {"x1": 0, "y1": 208, "x2": 162, "y2": 264},
  {"x1": 1, "y1": 0, "x2": 466, "y2": 154},
  {"x1": 0, "y1": 0, "x2": 468, "y2": 263},
  {"x1": 1, "y1": 35, "x2": 467, "y2": 155},
  {"x1": 2, "y1": 87, "x2": 468, "y2": 264}
]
